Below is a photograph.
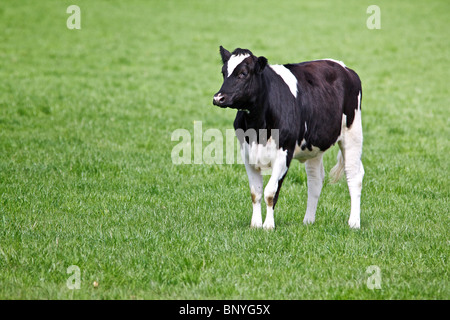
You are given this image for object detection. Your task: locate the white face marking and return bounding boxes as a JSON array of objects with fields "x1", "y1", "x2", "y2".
[
  {"x1": 323, "y1": 58, "x2": 347, "y2": 68},
  {"x1": 227, "y1": 54, "x2": 250, "y2": 77},
  {"x1": 269, "y1": 65, "x2": 298, "y2": 97}
]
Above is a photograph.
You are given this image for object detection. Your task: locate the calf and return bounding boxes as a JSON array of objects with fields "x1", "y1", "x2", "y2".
[{"x1": 213, "y1": 47, "x2": 364, "y2": 229}]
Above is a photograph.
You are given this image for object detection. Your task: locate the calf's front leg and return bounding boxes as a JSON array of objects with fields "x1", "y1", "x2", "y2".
[
  {"x1": 241, "y1": 142, "x2": 264, "y2": 228},
  {"x1": 263, "y1": 149, "x2": 289, "y2": 230},
  {"x1": 243, "y1": 161, "x2": 263, "y2": 228}
]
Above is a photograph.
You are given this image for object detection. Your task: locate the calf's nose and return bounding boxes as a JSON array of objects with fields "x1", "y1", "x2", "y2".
[{"x1": 213, "y1": 92, "x2": 226, "y2": 106}]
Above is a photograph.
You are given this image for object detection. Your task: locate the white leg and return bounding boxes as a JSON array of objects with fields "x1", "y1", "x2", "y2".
[
  {"x1": 241, "y1": 145, "x2": 263, "y2": 228},
  {"x1": 303, "y1": 153, "x2": 325, "y2": 225},
  {"x1": 341, "y1": 104, "x2": 364, "y2": 229},
  {"x1": 247, "y1": 166, "x2": 263, "y2": 228},
  {"x1": 263, "y1": 206, "x2": 275, "y2": 230},
  {"x1": 263, "y1": 149, "x2": 288, "y2": 230},
  {"x1": 345, "y1": 159, "x2": 364, "y2": 229}
]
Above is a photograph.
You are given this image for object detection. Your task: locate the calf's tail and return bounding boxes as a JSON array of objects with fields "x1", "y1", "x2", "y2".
[{"x1": 329, "y1": 149, "x2": 344, "y2": 184}]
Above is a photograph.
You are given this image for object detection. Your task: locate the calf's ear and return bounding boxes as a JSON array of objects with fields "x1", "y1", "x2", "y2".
[
  {"x1": 256, "y1": 56, "x2": 268, "y2": 73},
  {"x1": 219, "y1": 46, "x2": 231, "y2": 63}
]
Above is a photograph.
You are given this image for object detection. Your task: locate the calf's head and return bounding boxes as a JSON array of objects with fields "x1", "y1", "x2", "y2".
[{"x1": 213, "y1": 46, "x2": 267, "y2": 109}]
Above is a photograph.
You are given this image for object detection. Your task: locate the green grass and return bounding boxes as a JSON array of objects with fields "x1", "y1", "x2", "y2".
[{"x1": 0, "y1": 0, "x2": 448, "y2": 299}]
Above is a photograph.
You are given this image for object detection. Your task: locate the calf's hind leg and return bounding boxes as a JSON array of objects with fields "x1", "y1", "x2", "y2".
[
  {"x1": 303, "y1": 153, "x2": 325, "y2": 225},
  {"x1": 340, "y1": 108, "x2": 364, "y2": 229},
  {"x1": 343, "y1": 148, "x2": 364, "y2": 229}
]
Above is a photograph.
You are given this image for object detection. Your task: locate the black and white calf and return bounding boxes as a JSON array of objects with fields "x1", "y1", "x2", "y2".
[{"x1": 213, "y1": 47, "x2": 364, "y2": 229}]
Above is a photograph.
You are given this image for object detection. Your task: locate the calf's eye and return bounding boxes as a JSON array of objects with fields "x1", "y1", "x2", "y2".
[{"x1": 238, "y1": 72, "x2": 247, "y2": 79}]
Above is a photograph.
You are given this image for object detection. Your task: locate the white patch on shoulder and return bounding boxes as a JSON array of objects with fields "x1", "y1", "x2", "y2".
[
  {"x1": 227, "y1": 54, "x2": 250, "y2": 77},
  {"x1": 323, "y1": 58, "x2": 347, "y2": 69},
  {"x1": 269, "y1": 64, "x2": 298, "y2": 98}
]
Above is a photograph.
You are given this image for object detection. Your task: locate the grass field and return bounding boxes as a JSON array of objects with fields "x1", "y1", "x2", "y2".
[{"x1": 0, "y1": 0, "x2": 448, "y2": 299}]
